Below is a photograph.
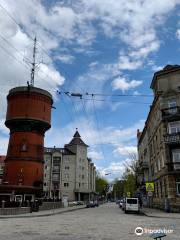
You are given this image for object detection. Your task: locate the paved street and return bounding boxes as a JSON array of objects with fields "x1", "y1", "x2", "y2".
[{"x1": 0, "y1": 203, "x2": 179, "y2": 240}]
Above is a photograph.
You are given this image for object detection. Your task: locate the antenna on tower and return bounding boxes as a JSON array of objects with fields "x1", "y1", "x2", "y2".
[{"x1": 30, "y1": 37, "x2": 37, "y2": 86}]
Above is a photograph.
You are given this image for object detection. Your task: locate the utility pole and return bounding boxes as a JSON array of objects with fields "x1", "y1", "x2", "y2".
[{"x1": 30, "y1": 37, "x2": 37, "y2": 86}]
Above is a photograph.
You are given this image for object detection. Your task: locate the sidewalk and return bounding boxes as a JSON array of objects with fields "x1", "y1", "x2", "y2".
[
  {"x1": 142, "y1": 207, "x2": 180, "y2": 219},
  {"x1": 0, "y1": 205, "x2": 86, "y2": 219}
]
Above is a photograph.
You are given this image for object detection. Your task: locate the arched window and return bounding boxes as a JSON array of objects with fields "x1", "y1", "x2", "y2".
[{"x1": 20, "y1": 139, "x2": 28, "y2": 152}]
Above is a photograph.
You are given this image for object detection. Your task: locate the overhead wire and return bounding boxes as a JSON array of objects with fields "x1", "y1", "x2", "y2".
[
  {"x1": 91, "y1": 94, "x2": 106, "y2": 161},
  {"x1": 0, "y1": 42, "x2": 30, "y2": 71},
  {"x1": 0, "y1": 2, "x2": 152, "y2": 165}
]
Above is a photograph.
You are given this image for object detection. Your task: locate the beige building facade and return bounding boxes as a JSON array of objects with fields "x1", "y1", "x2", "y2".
[
  {"x1": 137, "y1": 65, "x2": 180, "y2": 212},
  {"x1": 44, "y1": 130, "x2": 96, "y2": 201}
]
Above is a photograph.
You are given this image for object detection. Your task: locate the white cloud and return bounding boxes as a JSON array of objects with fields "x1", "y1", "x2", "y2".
[
  {"x1": 0, "y1": 136, "x2": 8, "y2": 155},
  {"x1": 88, "y1": 151, "x2": 103, "y2": 161},
  {"x1": 0, "y1": 1, "x2": 66, "y2": 121},
  {"x1": 97, "y1": 160, "x2": 131, "y2": 180},
  {"x1": 76, "y1": 62, "x2": 120, "y2": 93},
  {"x1": 45, "y1": 117, "x2": 144, "y2": 155},
  {"x1": 113, "y1": 146, "x2": 137, "y2": 157},
  {"x1": 118, "y1": 55, "x2": 142, "y2": 70},
  {"x1": 176, "y1": 28, "x2": 180, "y2": 40},
  {"x1": 55, "y1": 54, "x2": 75, "y2": 64},
  {"x1": 0, "y1": 119, "x2": 9, "y2": 135},
  {"x1": 77, "y1": 0, "x2": 179, "y2": 68},
  {"x1": 112, "y1": 76, "x2": 142, "y2": 92}
]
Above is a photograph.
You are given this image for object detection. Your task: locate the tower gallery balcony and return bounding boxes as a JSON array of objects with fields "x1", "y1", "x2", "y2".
[
  {"x1": 164, "y1": 132, "x2": 180, "y2": 144},
  {"x1": 161, "y1": 106, "x2": 180, "y2": 121}
]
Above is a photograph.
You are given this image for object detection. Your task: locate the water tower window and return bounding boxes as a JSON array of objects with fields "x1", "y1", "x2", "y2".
[{"x1": 21, "y1": 143, "x2": 27, "y2": 152}]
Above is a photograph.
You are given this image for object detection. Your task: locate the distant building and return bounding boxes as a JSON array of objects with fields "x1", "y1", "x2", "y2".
[
  {"x1": 44, "y1": 130, "x2": 96, "y2": 201},
  {"x1": 0, "y1": 156, "x2": 5, "y2": 184},
  {"x1": 137, "y1": 65, "x2": 180, "y2": 212}
]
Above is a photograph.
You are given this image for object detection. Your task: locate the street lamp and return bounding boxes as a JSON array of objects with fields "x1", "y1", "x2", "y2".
[{"x1": 105, "y1": 173, "x2": 111, "y2": 176}]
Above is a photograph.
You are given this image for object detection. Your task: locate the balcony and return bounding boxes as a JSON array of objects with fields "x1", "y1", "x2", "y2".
[
  {"x1": 161, "y1": 106, "x2": 180, "y2": 121},
  {"x1": 164, "y1": 133, "x2": 180, "y2": 144},
  {"x1": 141, "y1": 161, "x2": 149, "y2": 169},
  {"x1": 166, "y1": 161, "x2": 180, "y2": 172}
]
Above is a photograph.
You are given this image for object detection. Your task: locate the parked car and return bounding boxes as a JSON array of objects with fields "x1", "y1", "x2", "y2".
[
  {"x1": 86, "y1": 201, "x2": 99, "y2": 208},
  {"x1": 116, "y1": 199, "x2": 121, "y2": 204},
  {"x1": 72, "y1": 201, "x2": 78, "y2": 206},
  {"x1": 86, "y1": 201, "x2": 95, "y2": 208},
  {"x1": 77, "y1": 201, "x2": 84, "y2": 205},
  {"x1": 124, "y1": 198, "x2": 139, "y2": 214}
]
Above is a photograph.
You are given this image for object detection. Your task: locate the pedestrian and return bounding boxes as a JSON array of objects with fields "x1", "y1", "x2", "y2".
[{"x1": 139, "y1": 198, "x2": 143, "y2": 209}]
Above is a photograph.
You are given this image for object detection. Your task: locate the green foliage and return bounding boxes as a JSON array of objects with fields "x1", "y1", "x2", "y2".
[
  {"x1": 121, "y1": 154, "x2": 138, "y2": 197},
  {"x1": 112, "y1": 178, "x2": 124, "y2": 199},
  {"x1": 96, "y1": 175, "x2": 108, "y2": 196},
  {"x1": 123, "y1": 170, "x2": 136, "y2": 197}
]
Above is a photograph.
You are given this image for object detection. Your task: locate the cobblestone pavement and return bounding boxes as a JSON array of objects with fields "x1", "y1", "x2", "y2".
[{"x1": 0, "y1": 203, "x2": 179, "y2": 240}]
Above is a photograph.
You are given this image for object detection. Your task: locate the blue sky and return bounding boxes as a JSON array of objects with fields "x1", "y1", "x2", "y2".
[{"x1": 0, "y1": 0, "x2": 180, "y2": 181}]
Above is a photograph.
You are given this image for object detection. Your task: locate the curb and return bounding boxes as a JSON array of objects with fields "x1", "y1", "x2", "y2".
[
  {"x1": 0, "y1": 206, "x2": 86, "y2": 219},
  {"x1": 142, "y1": 211, "x2": 180, "y2": 219}
]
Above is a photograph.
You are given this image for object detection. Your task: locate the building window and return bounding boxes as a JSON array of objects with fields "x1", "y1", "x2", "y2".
[
  {"x1": 65, "y1": 174, "x2": 69, "y2": 179},
  {"x1": 168, "y1": 121, "x2": 180, "y2": 134},
  {"x1": 156, "y1": 182, "x2": 159, "y2": 198},
  {"x1": 20, "y1": 142, "x2": 28, "y2": 152},
  {"x1": 52, "y1": 174, "x2": 60, "y2": 181},
  {"x1": 160, "y1": 180, "x2": 162, "y2": 198},
  {"x1": 164, "y1": 178, "x2": 167, "y2": 197},
  {"x1": 53, "y1": 165, "x2": 60, "y2": 172},
  {"x1": 45, "y1": 155, "x2": 51, "y2": 161},
  {"x1": 154, "y1": 162, "x2": 157, "y2": 173},
  {"x1": 157, "y1": 158, "x2": 161, "y2": 171},
  {"x1": 53, "y1": 157, "x2": 61, "y2": 164},
  {"x1": 172, "y1": 149, "x2": 180, "y2": 170},
  {"x1": 82, "y1": 174, "x2": 84, "y2": 179},
  {"x1": 176, "y1": 178, "x2": 180, "y2": 195},
  {"x1": 168, "y1": 99, "x2": 177, "y2": 113},
  {"x1": 65, "y1": 166, "x2": 69, "y2": 170},
  {"x1": 151, "y1": 164, "x2": 154, "y2": 176},
  {"x1": 161, "y1": 154, "x2": 165, "y2": 168},
  {"x1": 64, "y1": 183, "x2": 69, "y2": 187}
]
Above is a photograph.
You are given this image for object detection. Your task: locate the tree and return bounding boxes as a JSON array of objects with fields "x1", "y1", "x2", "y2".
[
  {"x1": 95, "y1": 175, "x2": 108, "y2": 197},
  {"x1": 122, "y1": 152, "x2": 138, "y2": 197},
  {"x1": 122, "y1": 168, "x2": 136, "y2": 197},
  {"x1": 112, "y1": 178, "x2": 125, "y2": 200}
]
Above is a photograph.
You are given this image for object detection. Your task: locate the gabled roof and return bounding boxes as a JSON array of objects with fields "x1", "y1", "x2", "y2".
[
  {"x1": 150, "y1": 64, "x2": 180, "y2": 89},
  {"x1": 68, "y1": 130, "x2": 89, "y2": 147}
]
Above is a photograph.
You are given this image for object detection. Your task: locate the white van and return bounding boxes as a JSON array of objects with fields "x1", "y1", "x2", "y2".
[{"x1": 124, "y1": 198, "x2": 139, "y2": 213}]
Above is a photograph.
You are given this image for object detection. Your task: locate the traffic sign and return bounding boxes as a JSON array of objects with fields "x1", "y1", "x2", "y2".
[
  {"x1": 146, "y1": 182, "x2": 154, "y2": 192},
  {"x1": 148, "y1": 191, "x2": 153, "y2": 197},
  {"x1": 127, "y1": 192, "x2": 131, "y2": 197}
]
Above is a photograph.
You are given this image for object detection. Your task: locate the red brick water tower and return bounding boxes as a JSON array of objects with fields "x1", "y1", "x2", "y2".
[{"x1": 1, "y1": 86, "x2": 53, "y2": 200}]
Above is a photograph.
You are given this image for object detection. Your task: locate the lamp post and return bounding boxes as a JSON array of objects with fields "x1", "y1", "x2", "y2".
[{"x1": 104, "y1": 173, "x2": 112, "y2": 201}]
